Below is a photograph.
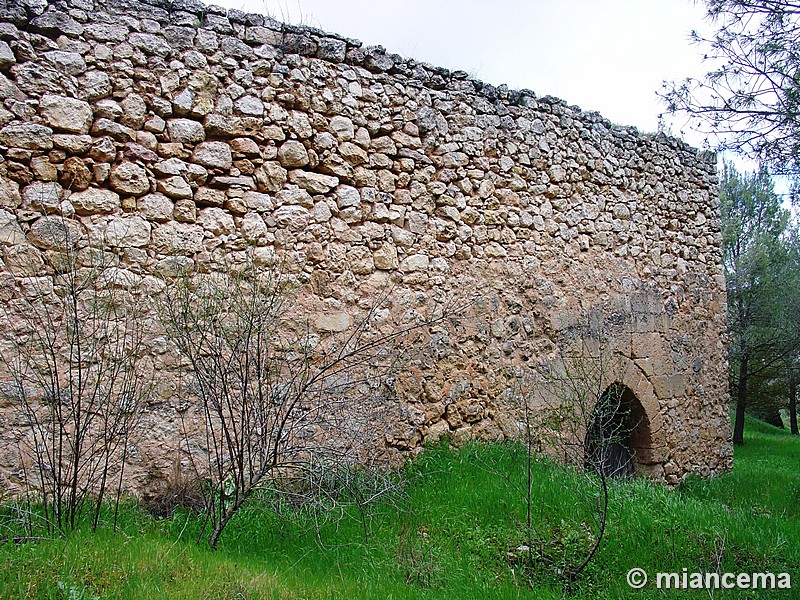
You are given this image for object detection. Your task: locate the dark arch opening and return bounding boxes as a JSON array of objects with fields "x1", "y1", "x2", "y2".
[{"x1": 584, "y1": 383, "x2": 653, "y2": 479}]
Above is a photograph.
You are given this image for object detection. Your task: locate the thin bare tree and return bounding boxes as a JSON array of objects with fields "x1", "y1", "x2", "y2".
[
  {"x1": 512, "y1": 316, "x2": 634, "y2": 583},
  {"x1": 158, "y1": 259, "x2": 448, "y2": 548},
  {"x1": 0, "y1": 221, "x2": 150, "y2": 533}
]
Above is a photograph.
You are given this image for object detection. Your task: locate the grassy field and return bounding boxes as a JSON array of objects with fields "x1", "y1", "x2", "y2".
[{"x1": 1, "y1": 416, "x2": 798, "y2": 599}]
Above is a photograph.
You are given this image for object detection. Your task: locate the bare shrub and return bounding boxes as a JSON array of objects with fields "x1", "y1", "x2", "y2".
[
  {"x1": 511, "y1": 314, "x2": 633, "y2": 583},
  {"x1": 0, "y1": 232, "x2": 151, "y2": 533},
  {"x1": 158, "y1": 260, "x2": 444, "y2": 548}
]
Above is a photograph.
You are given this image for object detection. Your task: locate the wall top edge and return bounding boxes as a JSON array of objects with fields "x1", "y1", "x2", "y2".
[{"x1": 0, "y1": 0, "x2": 713, "y2": 163}]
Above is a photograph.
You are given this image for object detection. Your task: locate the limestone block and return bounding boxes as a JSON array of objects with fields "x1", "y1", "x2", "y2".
[
  {"x1": 315, "y1": 312, "x2": 352, "y2": 332},
  {"x1": 28, "y1": 215, "x2": 82, "y2": 250},
  {"x1": 192, "y1": 141, "x2": 232, "y2": 169},
  {"x1": 173, "y1": 199, "x2": 197, "y2": 223},
  {"x1": 373, "y1": 242, "x2": 399, "y2": 270},
  {"x1": 151, "y1": 221, "x2": 204, "y2": 255},
  {"x1": 0, "y1": 209, "x2": 24, "y2": 245},
  {"x1": 110, "y1": 162, "x2": 151, "y2": 196},
  {"x1": 38, "y1": 95, "x2": 92, "y2": 134},
  {"x1": 80, "y1": 70, "x2": 112, "y2": 100},
  {"x1": 197, "y1": 207, "x2": 235, "y2": 235},
  {"x1": 335, "y1": 184, "x2": 360, "y2": 209},
  {"x1": 313, "y1": 201, "x2": 332, "y2": 223},
  {"x1": 120, "y1": 94, "x2": 147, "y2": 129},
  {"x1": 239, "y1": 191, "x2": 271, "y2": 212},
  {"x1": 61, "y1": 157, "x2": 93, "y2": 191},
  {"x1": 0, "y1": 123, "x2": 53, "y2": 150},
  {"x1": 44, "y1": 50, "x2": 86, "y2": 76},
  {"x1": 275, "y1": 187, "x2": 313, "y2": 208},
  {"x1": 347, "y1": 246, "x2": 374, "y2": 275},
  {"x1": 0, "y1": 41, "x2": 15, "y2": 69},
  {"x1": 167, "y1": 118, "x2": 205, "y2": 143},
  {"x1": 288, "y1": 170, "x2": 338, "y2": 194},
  {"x1": 0, "y1": 178, "x2": 20, "y2": 210},
  {"x1": 129, "y1": 32, "x2": 171, "y2": 58},
  {"x1": 23, "y1": 181, "x2": 62, "y2": 212},
  {"x1": 194, "y1": 188, "x2": 225, "y2": 207},
  {"x1": 424, "y1": 420, "x2": 451, "y2": 445},
  {"x1": 53, "y1": 134, "x2": 93, "y2": 154},
  {"x1": 29, "y1": 11, "x2": 84, "y2": 36},
  {"x1": 277, "y1": 140, "x2": 309, "y2": 168},
  {"x1": 240, "y1": 212, "x2": 268, "y2": 243},
  {"x1": 547, "y1": 165, "x2": 566, "y2": 182},
  {"x1": 70, "y1": 188, "x2": 120, "y2": 214},
  {"x1": 272, "y1": 205, "x2": 310, "y2": 230},
  {"x1": 329, "y1": 116, "x2": 354, "y2": 141},
  {"x1": 157, "y1": 176, "x2": 193, "y2": 199},
  {"x1": 234, "y1": 95, "x2": 264, "y2": 116},
  {"x1": 400, "y1": 253, "x2": 429, "y2": 272},
  {"x1": 3, "y1": 243, "x2": 44, "y2": 276},
  {"x1": 154, "y1": 158, "x2": 188, "y2": 177},
  {"x1": 255, "y1": 161, "x2": 288, "y2": 193},
  {"x1": 106, "y1": 216, "x2": 151, "y2": 247},
  {"x1": 137, "y1": 193, "x2": 174, "y2": 222}
]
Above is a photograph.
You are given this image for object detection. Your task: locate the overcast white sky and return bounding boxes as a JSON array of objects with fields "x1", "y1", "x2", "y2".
[{"x1": 214, "y1": 0, "x2": 712, "y2": 143}]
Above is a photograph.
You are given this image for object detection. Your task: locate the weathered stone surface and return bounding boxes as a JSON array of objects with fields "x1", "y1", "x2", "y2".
[
  {"x1": 347, "y1": 246, "x2": 374, "y2": 274},
  {"x1": 0, "y1": 123, "x2": 53, "y2": 150},
  {"x1": 28, "y1": 215, "x2": 82, "y2": 250},
  {"x1": 255, "y1": 162, "x2": 287, "y2": 192},
  {"x1": 195, "y1": 187, "x2": 225, "y2": 207},
  {"x1": 173, "y1": 199, "x2": 197, "y2": 223},
  {"x1": 80, "y1": 70, "x2": 111, "y2": 99},
  {"x1": 373, "y1": 242, "x2": 399, "y2": 270},
  {"x1": 53, "y1": 134, "x2": 93, "y2": 154},
  {"x1": 234, "y1": 95, "x2": 264, "y2": 116},
  {"x1": 110, "y1": 162, "x2": 150, "y2": 196},
  {"x1": 400, "y1": 254, "x2": 429, "y2": 272},
  {"x1": 29, "y1": 11, "x2": 84, "y2": 36},
  {"x1": 23, "y1": 181, "x2": 62, "y2": 212},
  {"x1": 69, "y1": 188, "x2": 120, "y2": 214},
  {"x1": 273, "y1": 205, "x2": 309, "y2": 230},
  {"x1": 315, "y1": 312, "x2": 352, "y2": 332},
  {"x1": 241, "y1": 212, "x2": 268, "y2": 242},
  {"x1": 329, "y1": 116, "x2": 354, "y2": 141},
  {"x1": 167, "y1": 118, "x2": 205, "y2": 143},
  {"x1": 137, "y1": 193, "x2": 174, "y2": 222},
  {"x1": 157, "y1": 176, "x2": 193, "y2": 199},
  {"x1": 277, "y1": 140, "x2": 309, "y2": 167},
  {"x1": 124, "y1": 143, "x2": 159, "y2": 163},
  {"x1": 288, "y1": 170, "x2": 338, "y2": 194},
  {"x1": 44, "y1": 51, "x2": 86, "y2": 76},
  {"x1": 151, "y1": 221, "x2": 204, "y2": 254},
  {"x1": 0, "y1": 41, "x2": 15, "y2": 69},
  {"x1": 60, "y1": 157, "x2": 92, "y2": 191},
  {"x1": 192, "y1": 141, "x2": 232, "y2": 169},
  {"x1": 106, "y1": 216, "x2": 151, "y2": 247},
  {"x1": 335, "y1": 184, "x2": 360, "y2": 209},
  {"x1": 243, "y1": 191, "x2": 273, "y2": 212},
  {"x1": 0, "y1": 209, "x2": 25, "y2": 245},
  {"x1": 0, "y1": 0, "x2": 731, "y2": 493},
  {"x1": 197, "y1": 207, "x2": 234, "y2": 234},
  {"x1": 0, "y1": 178, "x2": 21, "y2": 210}
]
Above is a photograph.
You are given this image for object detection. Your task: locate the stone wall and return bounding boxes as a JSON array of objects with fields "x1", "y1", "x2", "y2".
[{"x1": 0, "y1": 0, "x2": 732, "y2": 489}]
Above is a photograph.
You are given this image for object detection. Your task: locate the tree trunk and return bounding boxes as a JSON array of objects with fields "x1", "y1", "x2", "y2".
[
  {"x1": 790, "y1": 373, "x2": 798, "y2": 435},
  {"x1": 733, "y1": 354, "x2": 748, "y2": 446}
]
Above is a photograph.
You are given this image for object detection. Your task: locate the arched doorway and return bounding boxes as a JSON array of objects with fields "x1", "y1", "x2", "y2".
[{"x1": 584, "y1": 383, "x2": 653, "y2": 479}]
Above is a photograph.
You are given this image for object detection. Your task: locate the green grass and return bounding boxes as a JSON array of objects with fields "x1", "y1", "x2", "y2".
[{"x1": 1, "y1": 417, "x2": 798, "y2": 599}]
